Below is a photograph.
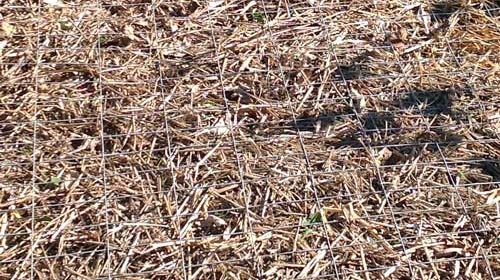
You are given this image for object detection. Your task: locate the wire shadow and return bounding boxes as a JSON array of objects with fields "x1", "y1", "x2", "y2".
[{"x1": 399, "y1": 89, "x2": 453, "y2": 117}]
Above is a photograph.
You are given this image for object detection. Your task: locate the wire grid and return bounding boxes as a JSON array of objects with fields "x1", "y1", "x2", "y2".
[{"x1": 1, "y1": 0, "x2": 499, "y2": 279}]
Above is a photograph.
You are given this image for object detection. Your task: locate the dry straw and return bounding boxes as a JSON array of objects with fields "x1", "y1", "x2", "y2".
[{"x1": 0, "y1": 0, "x2": 499, "y2": 279}]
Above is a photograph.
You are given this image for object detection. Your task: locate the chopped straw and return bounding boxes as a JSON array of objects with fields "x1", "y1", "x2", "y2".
[{"x1": 0, "y1": 0, "x2": 499, "y2": 279}]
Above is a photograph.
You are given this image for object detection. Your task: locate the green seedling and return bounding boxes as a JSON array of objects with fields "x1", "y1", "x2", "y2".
[
  {"x1": 302, "y1": 228, "x2": 315, "y2": 238},
  {"x1": 329, "y1": 43, "x2": 335, "y2": 52},
  {"x1": 251, "y1": 11, "x2": 266, "y2": 23},
  {"x1": 39, "y1": 216, "x2": 52, "y2": 222},
  {"x1": 21, "y1": 146, "x2": 32, "y2": 156},
  {"x1": 304, "y1": 212, "x2": 322, "y2": 227},
  {"x1": 50, "y1": 176, "x2": 62, "y2": 186},
  {"x1": 98, "y1": 36, "x2": 108, "y2": 45},
  {"x1": 301, "y1": 212, "x2": 322, "y2": 239},
  {"x1": 59, "y1": 20, "x2": 72, "y2": 31}
]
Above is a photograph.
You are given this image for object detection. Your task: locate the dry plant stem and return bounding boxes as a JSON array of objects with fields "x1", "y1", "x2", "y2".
[{"x1": 0, "y1": 0, "x2": 499, "y2": 279}]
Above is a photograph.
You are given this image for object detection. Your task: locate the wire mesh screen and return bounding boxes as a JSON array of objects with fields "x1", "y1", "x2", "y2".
[{"x1": 1, "y1": 0, "x2": 499, "y2": 279}]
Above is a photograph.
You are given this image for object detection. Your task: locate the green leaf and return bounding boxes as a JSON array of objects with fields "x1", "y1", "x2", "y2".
[
  {"x1": 50, "y1": 176, "x2": 61, "y2": 186},
  {"x1": 329, "y1": 43, "x2": 336, "y2": 52},
  {"x1": 304, "y1": 212, "x2": 322, "y2": 226},
  {"x1": 302, "y1": 228, "x2": 315, "y2": 238},
  {"x1": 39, "y1": 216, "x2": 52, "y2": 222},
  {"x1": 251, "y1": 11, "x2": 266, "y2": 23},
  {"x1": 59, "y1": 20, "x2": 72, "y2": 31},
  {"x1": 98, "y1": 36, "x2": 108, "y2": 45}
]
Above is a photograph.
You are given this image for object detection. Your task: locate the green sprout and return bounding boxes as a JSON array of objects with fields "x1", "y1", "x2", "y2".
[
  {"x1": 98, "y1": 36, "x2": 108, "y2": 45},
  {"x1": 301, "y1": 212, "x2": 323, "y2": 238},
  {"x1": 21, "y1": 146, "x2": 32, "y2": 156},
  {"x1": 251, "y1": 10, "x2": 266, "y2": 23},
  {"x1": 204, "y1": 101, "x2": 217, "y2": 107},
  {"x1": 39, "y1": 216, "x2": 52, "y2": 222},
  {"x1": 302, "y1": 228, "x2": 315, "y2": 238},
  {"x1": 58, "y1": 20, "x2": 72, "y2": 31},
  {"x1": 329, "y1": 43, "x2": 336, "y2": 52},
  {"x1": 303, "y1": 212, "x2": 322, "y2": 227},
  {"x1": 50, "y1": 176, "x2": 62, "y2": 186}
]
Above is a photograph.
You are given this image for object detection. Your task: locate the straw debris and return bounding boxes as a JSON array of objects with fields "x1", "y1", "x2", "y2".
[{"x1": 0, "y1": 0, "x2": 499, "y2": 279}]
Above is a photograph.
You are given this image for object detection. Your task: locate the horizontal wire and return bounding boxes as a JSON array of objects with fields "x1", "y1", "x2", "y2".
[
  {"x1": 1, "y1": 1, "x2": 497, "y2": 12},
  {"x1": 4, "y1": 51, "x2": 496, "y2": 76},
  {"x1": 4, "y1": 191, "x2": 498, "y2": 234},
  {"x1": 1, "y1": 199, "x2": 497, "y2": 248},
  {"x1": 1, "y1": 135, "x2": 499, "y2": 175},
  {"x1": 91, "y1": 250, "x2": 499, "y2": 280},
  {"x1": 2, "y1": 87, "x2": 494, "y2": 126},
  {"x1": 4, "y1": 31, "x2": 499, "y2": 50},
  {"x1": 2, "y1": 74, "x2": 498, "y2": 107},
  {"x1": 1, "y1": 173, "x2": 498, "y2": 220},
  {"x1": 1, "y1": 235, "x2": 497, "y2": 275},
  {"x1": 1, "y1": 82, "x2": 498, "y2": 110},
  {"x1": 2, "y1": 68, "x2": 494, "y2": 88},
  {"x1": 2, "y1": 2, "x2": 498, "y2": 279},
  {"x1": 3, "y1": 5, "x2": 500, "y2": 25},
  {"x1": 1, "y1": 224, "x2": 496, "y2": 270},
  {"x1": 1, "y1": 121, "x2": 490, "y2": 154},
  {"x1": 1, "y1": 129, "x2": 497, "y2": 172},
  {"x1": 1, "y1": 0, "x2": 499, "y2": 10},
  {"x1": 0, "y1": 99, "x2": 491, "y2": 142},
  {"x1": 2, "y1": 51, "x2": 497, "y2": 68},
  {"x1": 1, "y1": 208, "x2": 496, "y2": 251}
]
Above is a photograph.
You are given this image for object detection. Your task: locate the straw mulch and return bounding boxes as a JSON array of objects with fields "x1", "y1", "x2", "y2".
[{"x1": 0, "y1": 0, "x2": 499, "y2": 279}]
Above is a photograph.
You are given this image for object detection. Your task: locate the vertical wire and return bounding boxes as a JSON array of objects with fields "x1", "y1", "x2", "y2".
[
  {"x1": 30, "y1": 0, "x2": 42, "y2": 278},
  {"x1": 384, "y1": 3, "x2": 497, "y2": 278},
  {"x1": 317, "y1": 2, "x2": 414, "y2": 278},
  {"x1": 424, "y1": 3, "x2": 497, "y2": 277},
  {"x1": 95, "y1": 1, "x2": 112, "y2": 278},
  {"x1": 207, "y1": 6, "x2": 264, "y2": 277},
  {"x1": 376, "y1": 6, "x2": 472, "y2": 277},
  {"x1": 444, "y1": 36, "x2": 499, "y2": 140},
  {"x1": 423, "y1": 3, "x2": 497, "y2": 276},
  {"x1": 151, "y1": 2, "x2": 188, "y2": 279},
  {"x1": 435, "y1": 144, "x2": 496, "y2": 279},
  {"x1": 257, "y1": 2, "x2": 341, "y2": 278},
  {"x1": 324, "y1": 5, "x2": 415, "y2": 277}
]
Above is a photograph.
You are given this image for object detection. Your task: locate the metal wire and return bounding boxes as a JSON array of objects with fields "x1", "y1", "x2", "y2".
[
  {"x1": 1, "y1": 1, "x2": 499, "y2": 279},
  {"x1": 436, "y1": 143, "x2": 496, "y2": 278},
  {"x1": 258, "y1": 1, "x2": 344, "y2": 278},
  {"x1": 1, "y1": 194, "x2": 496, "y2": 241},
  {"x1": 2, "y1": 142, "x2": 498, "y2": 191},
  {"x1": 152, "y1": 3, "x2": 189, "y2": 279},
  {"x1": 28, "y1": 1, "x2": 42, "y2": 278},
  {"x1": 2, "y1": 175, "x2": 498, "y2": 220},
  {"x1": 2, "y1": 242, "x2": 497, "y2": 278},
  {"x1": 209, "y1": 10, "x2": 266, "y2": 277},
  {"x1": 425, "y1": 3, "x2": 499, "y2": 276},
  {"x1": 325, "y1": 13, "x2": 417, "y2": 278},
  {"x1": 95, "y1": 0, "x2": 112, "y2": 278}
]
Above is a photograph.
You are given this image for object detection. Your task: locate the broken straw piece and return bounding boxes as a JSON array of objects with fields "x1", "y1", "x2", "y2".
[
  {"x1": 43, "y1": 0, "x2": 64, "y2": 6},
  {"x1": 209, "y1": 0, "x2": 224, "y2": 8}
]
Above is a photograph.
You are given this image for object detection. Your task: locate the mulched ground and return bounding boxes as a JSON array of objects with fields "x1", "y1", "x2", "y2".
[{"x1": 1, "y1": 0, "x2": 499, "y2": 279}]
